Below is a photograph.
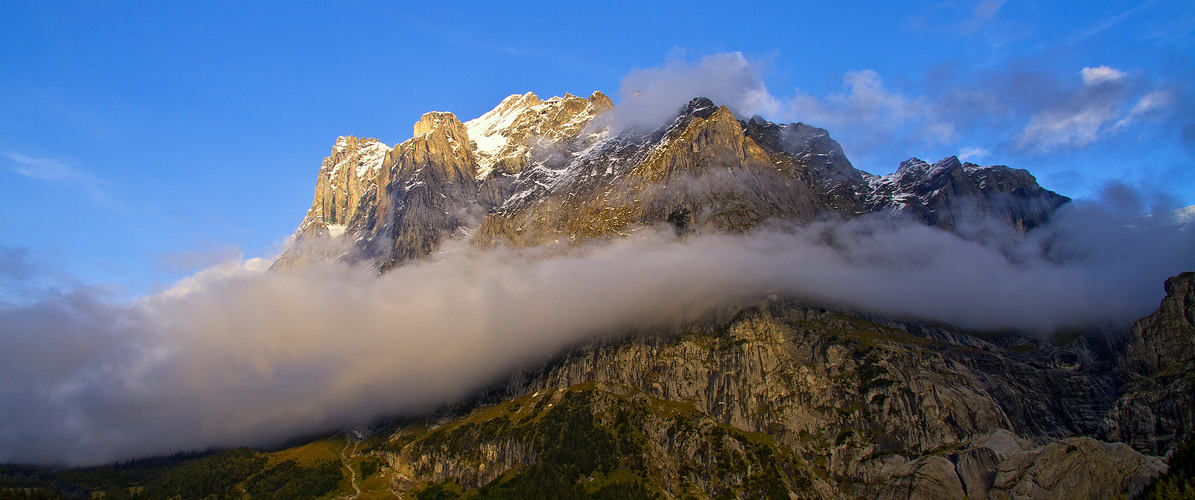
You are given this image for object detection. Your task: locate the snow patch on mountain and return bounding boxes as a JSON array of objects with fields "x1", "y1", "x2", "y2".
[
  {"x1": 326, "y1": 137, "x2": 390, "y2": 184},
  {"x1": 464, "y1": 92, "x2": 612, "y2": 181},
  {"x1": 465, "y1": 93, "x2": 540, "y2": 179}
]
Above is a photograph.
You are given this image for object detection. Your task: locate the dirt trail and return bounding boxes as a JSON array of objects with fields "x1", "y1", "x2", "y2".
[{"x1": 337, "y1": 434, "x2": 362, "y2": 499}]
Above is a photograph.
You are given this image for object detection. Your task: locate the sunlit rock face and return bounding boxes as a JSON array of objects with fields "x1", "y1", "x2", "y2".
[{"x1": 277, "y1": 94, "x2": 1067, "y2": 272}]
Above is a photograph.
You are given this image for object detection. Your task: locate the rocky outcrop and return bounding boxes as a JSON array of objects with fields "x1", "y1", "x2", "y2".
[
  {"x1": 302, "y1": 136, "x2": 391, "y2": 232},
  {"x1": 1106, "y1": 272, "x2": 1195, "y2": 456},
  {"x1": 872, "y1": 431, "x2": 1165, "y2": 500},
  {"x1": 269, "y1": 136, "x2": 390, "y2": 271},
  {"x1": 986, "y1": 438, "x2": 1164, "y2": 500},
  {"x1": 745, "y1": 120, "x2": 868, "y2": 214},
  {"x1": 271, "y1": 110, "x2": 485, "y2": 271},
  {"x1": 866, "y1": 156, "x2": 1070, "y2": 234},
  {"x1": 359, "y1": 298, "x2": 1173, "y2": 499}
]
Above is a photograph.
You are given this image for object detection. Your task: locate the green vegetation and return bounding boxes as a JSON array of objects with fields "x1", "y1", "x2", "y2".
[
  {"x1": 411, "y1": 482, "x2": 462, "y2": 500},
  {"x1": 2, "y1": 446, "x2": 346, "y2": 500},
  {"x1": 0, "y1": 466, "x2": 66, "y2": 500},
  {"x1": 57, "y1": 448, "x2": 267, "y2": 500},
  {"x1": 0, "y1": 487, "x2": 61, "y2": 500},
  {"x1": 396, "y1": 385, "x2": 804, "y2": 498},
  {"x1": 1136, "y1": 438, "x2": 1195, "y2": 500},
  {"x1": 244, "y1": 460, "x2": 342, "y2": 500},
  {"x1": 430, "y1": 390, "x2": 657, "y2": 499},
  {"x1": 358, "y1": 457, "x2": 384, "y2": 478}
]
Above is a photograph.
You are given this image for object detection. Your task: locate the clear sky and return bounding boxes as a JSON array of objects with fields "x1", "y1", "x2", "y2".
[{"x1": 2, "y1": 0, "x2": 1193, "y2": 297}]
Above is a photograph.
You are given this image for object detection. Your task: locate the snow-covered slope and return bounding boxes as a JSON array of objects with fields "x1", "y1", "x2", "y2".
[{"x1": 464, "y1": 91, "x2": 613, "y2": 180}]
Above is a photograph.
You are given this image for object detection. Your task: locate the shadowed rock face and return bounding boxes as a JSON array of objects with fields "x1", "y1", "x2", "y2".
[
  {"x1": 363, "y1": 298, "x2": 1170, "y2": 499},
  {"x1": 866, "y1": 156, "x2": 1070, "y2": 234},
  {"x1": 277, "y1": 95, "x2": 1069, "y2": 272},
  {"x1": 1106, "y1": 271, "x2": 1195, "y2": 456}
]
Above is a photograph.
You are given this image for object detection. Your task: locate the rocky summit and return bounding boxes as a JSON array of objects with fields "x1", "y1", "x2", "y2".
[{"x1": 271, "y1": 94, "x2": 1067, "y2": 273}]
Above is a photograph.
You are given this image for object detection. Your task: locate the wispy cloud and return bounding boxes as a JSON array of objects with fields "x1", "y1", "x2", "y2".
[
  {"x1": 0, "y1": 246, "x2": 37, "y2": 283},
  {"x1": 611, "y1": 52, "x2": 780, "y2": 131},
  {"x1": 779, "y1": 62, "x2": 1185, "y2": 158},
  {"x1": 1114, "y1": 90, "x2": 1175, "y2": 130},
  {"x1": 5, "y1": 153, "x2": 108, "y2": 202},
  {"x1": 901, "y1": 0, "x2": 1021, "y2": 53},
  {"x1": 0, "y1": 245, "x2": 85, "y2": 306},
  {"x1": 958, "y1": 147, "x2": 991, "y2": 162},
  {"x1": 786, "y1": 69, "x2": 956, "y2": 153},
  {"x1": 1014, "y1": 66, "x2": 1165, "y2": 152},
  {"x1": 1069, "y1": 1, "x2": 1154, "y2": 44}
]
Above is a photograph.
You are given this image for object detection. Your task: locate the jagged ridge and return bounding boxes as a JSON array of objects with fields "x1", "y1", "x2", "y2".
[{"x1": 273, "y1": 95, "x2": 1069, "y2": 272}]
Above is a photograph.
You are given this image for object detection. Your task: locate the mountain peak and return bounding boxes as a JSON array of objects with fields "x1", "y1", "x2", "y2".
[
  {"x1": 895, "y1": 157, "x2": 932, "y2": 178},
  {"x1": 413, "y1": 111, "x2": 466, "y2": 137},
  {"x1": 464, "y1": 91, "x2": 610, "y2": 179},
  {"x1": 588, "y1": 90, "x2": 614, "y2": 112},
  {"x1": 929, "y1": 155, "x2": 963, "y2": 175},
  {"x1": 682, "y1": 96, "x2": 718, "y2": 119}
]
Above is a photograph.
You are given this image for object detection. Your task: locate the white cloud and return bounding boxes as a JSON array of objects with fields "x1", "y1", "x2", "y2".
[
  {"x1": 160, "y1": 256, "x2": 273, "y2": 299},
  {"x1": 1115, "y1": 90, "x2": 1175, "y2": 129},
  {"x1": 611, "y1": 52, "x2": 781, "y2": 130},
  {"x1": 785, "y1": 69, "x2": 956, "y2": 155},
  {"x1": 958, "y1": 147, "x2": 991, "y2": 162},
  {"x1": 7, "y1": 153, "x2": 87, "y2": 182},
  {"x1": 972, "y1": 0, "x2": 1007, "y2": 22},
  {"x1": 1080, "y1": 65, "x2": 1128, "y2": 85},
  {"x1": 1018, "y1": 104, "x2": 1119, "y2": 150},
  {"x1": 1014, "y1": 65, "x2": 1175, "y2": 152}
]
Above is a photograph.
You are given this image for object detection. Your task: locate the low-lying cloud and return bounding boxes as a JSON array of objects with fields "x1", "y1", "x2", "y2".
[{"x1": 2, "y1": 200, "x2": 1193, "y2": 466}]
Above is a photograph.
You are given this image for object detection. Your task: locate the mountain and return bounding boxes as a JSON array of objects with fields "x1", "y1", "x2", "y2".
[
  {"x1": 271, "y1": 94, "x2": 1068, "y2": 273},
  {"x1": 256, "y1": 93, "x2": 1193, "y2": 499},
  {"x1": 7, "y1": 94, "x2": 1186, "y2": 500}
]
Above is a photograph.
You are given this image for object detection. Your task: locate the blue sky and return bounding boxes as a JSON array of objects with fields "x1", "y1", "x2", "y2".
[{"x1": 1, "y1": 0, "x2": 1193, "y2": 297}]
